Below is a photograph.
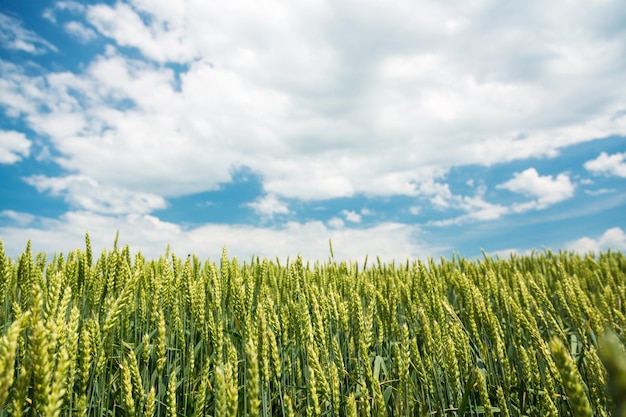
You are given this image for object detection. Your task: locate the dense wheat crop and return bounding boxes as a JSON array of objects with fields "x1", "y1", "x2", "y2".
[{"x1": 0, "y1": 235, "x2": 625, "y2": 416}]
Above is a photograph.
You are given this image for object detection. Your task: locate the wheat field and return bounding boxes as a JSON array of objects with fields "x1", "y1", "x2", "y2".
[{"x1": 0, "y1": 235, "x2": 625, "y2": 416}]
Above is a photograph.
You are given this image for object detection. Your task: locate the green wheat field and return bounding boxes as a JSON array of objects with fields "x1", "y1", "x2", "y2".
[{"x1": 1, "y1": 235, "x2": 625, "y2": 417}]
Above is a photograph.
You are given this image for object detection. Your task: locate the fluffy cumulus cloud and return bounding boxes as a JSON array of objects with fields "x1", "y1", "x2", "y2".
[
  {"x1": 566, "y1": 227, "x2": 626, "y2": 253},
  {"x1": 246, "y1": 194, "x2": 290, "y2": 218},
  {"x1": 584, "y1": 152, "x2": 626, "y2": 178},
  {"x1": 342, "y1": 210, "x2": 362, "y2": 223},
  {"x1": 417, "y1": 176, "x2": 511, "y2": 226},
  {"x1": 497, "y1": 168, "x2": 575, "y2": 210},
  {"x1": 327, "y1": 217, "x2": 345, "y2": 229},
  {"x1": 425, "y1": 167, "x2": 577, "y2": 226},
  {"x1": 0, "y1": 130, "x2": 31, "y2": 164}
]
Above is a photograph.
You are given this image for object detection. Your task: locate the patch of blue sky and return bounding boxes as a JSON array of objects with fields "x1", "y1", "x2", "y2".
[
  {"x1": 566, "y1": 134, "x2": 625, "y2": 159},
  {"x1": 0, "y1": 122, "x2": 66, "y2": 221},
  {"x1": 475, "y1": 135, "x2": 620, "y2": 176},
  {"x1": 155, "y1": 167, "x2": 265, "y2": 226},
  {"x1": 434, "y1": 220, "x2": 560, "y2": 260},
  {"x1": 557, "y1": 136, "x2": 625, "y2": 177},
  {"x1": 0, "y1": 109, "x2": 26, "y2": 131},
  {"x1": 496, "y1": 208, "x2": 623, "y2": 257},
  {"x1": 290, "y1": 192, "x2": 459, "y2": 228},
  {"x1": 441, "y1": 189, "x2": 626, "y2": 258},
  {"x1": 0, "y1": 161, "x2": 66, "y2": 220},
  {"x1": 165, "y1": 62, "x2": 193, "y2": 93},
  {"x1": 407, "y1": 137, "x2": 625, "y2": 256},
  {"x1": 1, "y1": 4, "x2": 101, "y2": 71},
  {"x1": 297, "y1": 194, "x2": 399, "y2": 223},
  {"x1": 448, "y1": 136, "x2": 623, "y2": 199}
]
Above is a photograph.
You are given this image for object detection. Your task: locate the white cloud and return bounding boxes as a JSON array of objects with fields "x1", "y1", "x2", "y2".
[
  {"x1": 43, "y1": 2, "x2": 87, "y2": 24},
  {"x1": 1, "y1": 210, "x2": 35, "y2": 226},
  {"x1": 342, "y1": 210, "x2": 362, "y2": 223},
  {"x1": 0, "y1": 212, "x2": 439, "y2": 263},
  {"x1": 429, "y1": 196, "x2": 508, "y2": 226},
  {"x1": 566, "y1": 227, "x2": 626, "y2": 253},
  {"x1": 584, "y1": 188, "x2": 615, "y2": 196},
  {"x1": 56, "y1": 1, "x2": 86, "y2": 12},
  {"x1": 0, "y1": 130, "x2": 31, "y2": 164},
  {"x1": 497, "y1": 168, "x2": 575, "y2": 210},
  {"x1": 459, "y1": 196, "x2": 509, "y2": 222},
  {"x1": 42, "y1": 9, "x2": 56, "y2": 23},
  {"x1": 415, "y1": 177, "x2": 454, "y2": 208},
  {"x1": 417, "y1": 177, "x2": 509, "y2": 226},
  {"x1": 1, "y1": 0, "x2": 625, "y2": 206},
  {"x1": 327, "y1": 217, "x2": 345, "y2": 229},
  {"x1": 584, "y1": 152, "x2": 626, "y2": 178},
  {"x1": 246, "y1": 194, "x2": 290, "y2": 218},
  {"x1": 426, "y1": 168, "x2": 577, "y2": 226},
  {"x1": 86, "y1": 2, "x2": 196, "y2": 63},
  {"x1": 23, "y1": 175, "x2": 166, "y2": 215},
  {"x1": 64, "y1": 21, "x2": 97, "y2": 43},
  {"x1": 0, "y1": 12, "x2": 57, "y2": 54}
]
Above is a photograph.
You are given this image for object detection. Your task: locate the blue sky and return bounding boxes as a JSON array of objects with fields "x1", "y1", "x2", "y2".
[{"x1": 1, "y1": 0, "x2": 625, "y2": 261}]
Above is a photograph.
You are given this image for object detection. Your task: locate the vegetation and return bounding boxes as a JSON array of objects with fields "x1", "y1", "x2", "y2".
[{"x1": 0, "y1": 235, "x2": 625, "y2": 416}]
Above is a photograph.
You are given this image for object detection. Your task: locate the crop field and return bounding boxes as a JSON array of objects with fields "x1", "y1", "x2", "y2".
[{"x1": 0, "y1": 236, "x2": 625, "y2": 417}]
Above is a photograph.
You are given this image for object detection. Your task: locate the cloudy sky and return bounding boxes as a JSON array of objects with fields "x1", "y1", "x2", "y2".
[{"x1": 1, "y1": 0, "x2": 625, "y2": 262}]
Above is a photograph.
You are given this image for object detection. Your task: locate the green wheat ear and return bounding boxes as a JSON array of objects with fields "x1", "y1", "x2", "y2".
[
  {"x1": 0, "y1": 313, "x2": 29, "y2": 408},
  {"x1": 599, "y1": 330, "x2": 626, "y2": 417},
  {"x1": 550, "y1": 337, "x2": 593, "y2": 417}
]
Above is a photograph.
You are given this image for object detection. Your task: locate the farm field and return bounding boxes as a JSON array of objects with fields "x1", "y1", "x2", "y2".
[{"x1": 0, "y1": 236, "x2": 625, "y2": 417}]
